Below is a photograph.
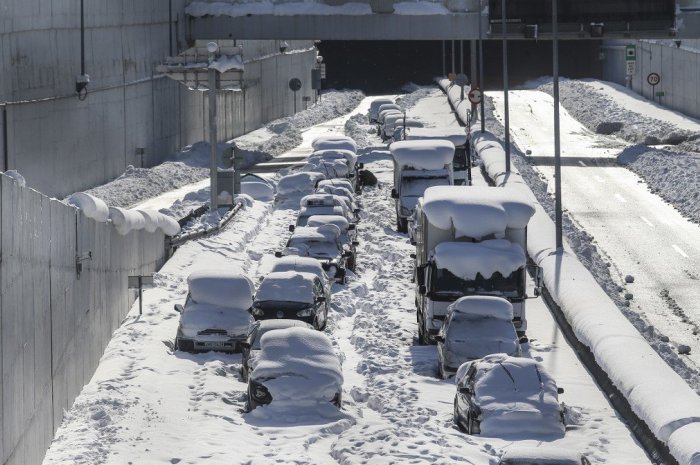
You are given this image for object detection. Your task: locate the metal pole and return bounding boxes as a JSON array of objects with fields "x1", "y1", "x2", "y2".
[
  {"x1": 451, "y1": 40, "x2": 456, "y2": 75},
  {"x1": 502, "y1": 0, "x2": 511, "y2": 173},
  {"x1": 478, "y1": 0, "x2": 485, "y2": 133},
  {"x1": 470, "y1": 40, "x2": 477, "y2": 121},
  {"x1": 208, "y1": 67, "x2": 219, "y2": 211},
  {"x1": 460, "y1": 40, "x2": 465, "y2": 100},
  {"x1": 138, "y1": 277, "x2": 143, "y2": 316},
  {"x1": 442, "y1": 41, "x2": 446, "y2": 76},
  {"x1": 553, "y1": 0, "x2": 563, "y2": 251}
]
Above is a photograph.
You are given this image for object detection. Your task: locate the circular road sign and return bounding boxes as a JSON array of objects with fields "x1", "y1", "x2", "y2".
[
  {"x1": 647, "y1": 72, "x2": 661, "y2": 86},
  {"x1": 468, "y1": 88, "x2": 483, "y2": 104},
  {"x1": 289, "y1": 78, "x2": 302, "y2": 91}
]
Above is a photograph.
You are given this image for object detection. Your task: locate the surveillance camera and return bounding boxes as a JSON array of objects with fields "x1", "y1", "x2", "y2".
[
  {"x1": 207, "y1": 42, "x2": 219, "y2": 54},
  {"x1": 279, "y1": 41, "x2": 289, "y2": 53}
]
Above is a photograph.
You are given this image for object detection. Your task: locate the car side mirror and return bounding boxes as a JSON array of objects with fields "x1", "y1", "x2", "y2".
[
  {"x1": 348, "y1": 224, "x2": 356, "y2": 230},
  {"x1": 434, "y1": 335, "x2": 445, "y2": 343},
  {"x1": 459, "y1": 386, "x2": 470, "y2": 395},
  {"x1": 557, "y1": 387, "x2": 565, "y2": 394},
  {"x1": 419, "y1": 284, "x2": 427, "y2": 295},
  {"x1": 352, "y1": 241, "x2": 359, "y2": 246},
  {"x1": 288, "y1": 225, "x2": 295, "y2": 232},
  {"x1": 390, "y1": 188, "x2": 399, "y2": 199},
  {"x1": 274, "y1": 251, "x2": 283, "y2": 258},
  {"x1": 316, "y1": 296, "x2": 326, "y2": 303},
  {"x1": 174, "y1": 304, "x2": 184, "y2": 313},
  {"x1": 358, "y1": 163, "x2": 364, "y2": 170}
]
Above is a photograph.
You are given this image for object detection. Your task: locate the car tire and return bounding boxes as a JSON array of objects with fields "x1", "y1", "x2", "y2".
[
  {"x1": 396, "y1": 217, "x2": 407, "y2": 233},
  {"x1": 466, "y1": 409, "x2": 479, "y2": 435},
  {"x1": 454, "y1": 399, "x2": 467, "y2": 433},
  {"x1": 417, "y1": 314, "x2": 430, "y2": 345}
]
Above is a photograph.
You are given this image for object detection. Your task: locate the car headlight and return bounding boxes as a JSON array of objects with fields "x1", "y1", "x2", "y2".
[
  {"x1": 296, "y1": 308, "x2": 313, "y2": 317},
  {"x1": 251, "y1": 307, "x2": 264, "y2": 316}
]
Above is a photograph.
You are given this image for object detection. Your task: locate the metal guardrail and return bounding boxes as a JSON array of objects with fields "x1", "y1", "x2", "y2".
[{"x1": 167, "y1": 202, "x2": 244, "y2": 253}]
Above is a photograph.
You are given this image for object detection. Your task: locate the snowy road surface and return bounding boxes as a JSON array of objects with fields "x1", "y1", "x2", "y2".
[
  {"x1": 490, "y1": 90, "x2": 700, "y2": 370},
  {"x1": 43, "y1": 93, "x2": 651, "y2": 464}
]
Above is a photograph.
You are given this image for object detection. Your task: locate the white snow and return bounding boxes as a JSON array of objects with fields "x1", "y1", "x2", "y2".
[
  {"x1": 310, "y1": 137, "x2": 357, "y2": 154},
  {"x1": 309, "y1": 148, "x2": 358, "y2": 169},
  {"x1": 390, "y1": 139, "x2": 455, "y2": 170},
  {"x1": 255, "y1": 271, "x2": 318, "y2": 304},
  {"x1": 240, "y1": 181, "x2": 275, "y2": 201},
  {"x1": 276, "y1": 171, "x2": 325, "y2": 197},
  {"x1": 264, "y1": 256, "x2": 329, "y2": 284},
  {"x1": 433, "y1": 240, "x2": 526, "y2": 281},
  {"x1": 317, "y1": 178, "x2": 354, "y2": 192},
  {"x1": 3, "y1": 169, "x2": 26, "y2": 186},
  {"x1": 108, "y1": 207, "x2": 145, "y2": 235},
  {"x1": 499, "y1": 445, "x2": 585, "y2": 464},
  {"x1": 368, "y1": 98, "x2": 395, "y2": 121},
  {"x1": 65, "y1": 192, "x2": 110, "y2": 222},
  {"x1": 448, "y1": 296, "x2": 514, "y2": 321},
  {"x1": 669, "y1": 423, "x2": 700, "y2": 465},
  {"x1": 251, "y1": 327, "x2": 343, "y2": 403},
  {"x1": 187, "y1": 268, "x2": 255, "y2": 310},
  {"x1": 404, "y1": 127, "x2": 468, "y2": 147},
  {"x1": 179, "y1": 302, "x2": 254, "y2": 338},
  {"x1": 208, "y1": 54, "x2": 244, "y2": 73},
  {"x1": 307, "y1": 214, "x2": 351, "y2": 232}
]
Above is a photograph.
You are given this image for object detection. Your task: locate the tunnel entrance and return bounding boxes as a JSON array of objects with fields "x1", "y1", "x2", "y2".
[{"x1": 318, "y1": 40, "x2": 603, "y2": 94}]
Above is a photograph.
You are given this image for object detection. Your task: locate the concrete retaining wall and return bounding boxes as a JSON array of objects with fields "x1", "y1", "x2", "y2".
[
  {"x1": 0, "y1": 0, "x2": 316, "y2": 198},
  {"x1": 602, "y1": 39, "x2": 700, "y2": 120},
  {"x1": 0, "y1": 173, "x2": 167, "y2": 465}
]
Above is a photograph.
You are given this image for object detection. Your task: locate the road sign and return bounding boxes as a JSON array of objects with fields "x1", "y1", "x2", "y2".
[
  {"x1": 626, "y1": 61, "x2": 636, "y2": 76},
  {"x1": 625, "y1": 45, "x2": 637, "y2": 61},
  {"x1": 288, "y1": 78, "x2": 302, "y2": 91},
  {"x1": 656, "y1": 91, "x2": 665, "y2": 97},
  {"x1": 647, "y1": 72, "x2": 661, "y2": 86},
  {"x1": 468, "y1": 88, "x2": 482, "y2": 104}
]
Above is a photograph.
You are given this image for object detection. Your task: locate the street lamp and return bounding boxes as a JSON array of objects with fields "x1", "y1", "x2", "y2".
[{"x1": 207, "y1": 42, "x2": 220, "y2": 211}]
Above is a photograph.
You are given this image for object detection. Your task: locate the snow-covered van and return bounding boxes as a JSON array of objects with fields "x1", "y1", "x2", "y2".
[
  {"x1": 389, "y1": 140, "x2": 455, "y2": 233},
  {"x1": 276, "y1": 224, "x2": 352, "y2": 282},
  {"x1": 403, "y1": 127, "x2": 469, "y2": 185},
  {"x1": 413, "y1": 186, "x2": 541, "y2": 343},
  {"x1": 368, "y1": 98, "x2": 395, "y2": 123}
]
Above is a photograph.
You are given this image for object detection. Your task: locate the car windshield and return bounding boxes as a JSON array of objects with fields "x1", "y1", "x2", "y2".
[
  {"x1": 432, "y1": 266, "x2": 524, "y2": 300},
  {"x1": 254, "y1": 300, "x2": 311, "y2": 312}
]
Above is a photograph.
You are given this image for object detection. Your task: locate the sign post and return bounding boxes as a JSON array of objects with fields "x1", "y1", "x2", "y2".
[
  {"x1": 647, "y1": 72, "x2": 661, "y2": 102},
  {"x1": 289, "y1": 78, "x2": 302, "y2": 113},
  {"x1": 625, "y1": 44, "x2": 637, "y2": 88},
  {"x1": 128, "y1": 274, "x2": 155, "y2": 316}
]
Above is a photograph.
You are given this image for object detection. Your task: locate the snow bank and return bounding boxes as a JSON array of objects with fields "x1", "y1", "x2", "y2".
[
  {"x1": 277, "y1": 172, "x2": 325, "y2": 197},
  {"x1": 66, "y1": 192, "x2": 110, "y2": 222},
  {"x1": 256, "y1": 271, "x2": 317, "y2": 304},
  {"x1": 187, "y1": 268, "x2": 254, "y2": 310},
  {"x1": 267, "y1": 257, "x2": 328, "y2": 283},
  {"x1": 390, "y1": 140, "x2": 455, "y2": 170},
  {"x1": 433, "y1": 240, "x2": 525, "y2": 281},
  {"x1": 669, "y1": 423, "x2": 700, "y2": 465},
  {"x1": 3, "y1": 170, "x2": 26, "y2": 187},
  {"x1": 252, "y1": 327, "x2": 343, "y2": 403},
  {"x1": 447, "y1": 296, "x2": 514, "y2": 320}
]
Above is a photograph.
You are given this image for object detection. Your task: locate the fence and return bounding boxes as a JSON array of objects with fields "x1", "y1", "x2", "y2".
[{"x1": 0, "y1": 173, "x2": 167, "y2": 465}]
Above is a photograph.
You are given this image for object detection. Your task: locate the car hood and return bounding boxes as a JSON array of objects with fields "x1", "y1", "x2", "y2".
[
  {"x1": 479, "y1": 409, "x2": 565, "y2": 438},
  {"x1": 180, "y1": 303, "x2": 254, "y2": 337}
]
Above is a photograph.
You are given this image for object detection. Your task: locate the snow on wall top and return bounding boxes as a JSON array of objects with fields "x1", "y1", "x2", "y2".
[
  {"x1": 404, "y1": 127, "x2": 467, "y2": 147},
  {"x1": 433, "y1": 240, "x2": 526, "y2": 280},
  {"x1": 447, "y1": 295, "x2": 514, "y2": 320},
  {"x1": 252, "y1": 327, "x2": 343, "y2": 402},
  {"x1": 66, "y1": 192, "x2": 110, "y2": 222},
  {"x1": 187, "y1": 268, "x2": 255, "y2": 309},
  {"x1": 422, "y1": 185, "x2": 535, "y2": 238},
  {"x1": 390, "y1": 139, "x2": 455, "y2": 170},
  {"x1": 256, "y1": 271, "x2": 318, "y2": 304}
]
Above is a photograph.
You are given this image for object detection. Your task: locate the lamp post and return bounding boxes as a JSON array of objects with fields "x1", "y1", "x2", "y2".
[
  {"x1": 207, "y1": 42, "x2": 219, "y2": 211},
  {"x1": 501, "y1": 0, "x2": 511, "y2": 174},
  {"x1": 478, "y1": 0, "x2": 485, "y2": 133},
  {"x1": 552, "y1": 0, "x2": 563, "y2": 250}
]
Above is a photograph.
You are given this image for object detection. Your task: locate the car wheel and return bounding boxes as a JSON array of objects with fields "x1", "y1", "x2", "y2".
[
  {"x1": 417, "y1": 314, "x2": 430, "y2": 345},
  {"x1": 397, "y1": 217, "x2": 407, "y2": 233},
  {"x1": 454, "y1": 399, "x2": 467, "y2": 433},
  {"x1": 466, "y1": 409, "x2": 479, "y2": 435}
]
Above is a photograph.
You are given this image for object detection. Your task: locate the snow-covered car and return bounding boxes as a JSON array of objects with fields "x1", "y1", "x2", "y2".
[
  {"x1": 377, "y1": 104, "x2": 402, "y2": 125},
  {"x1": 246, "y1": 327, "x2": 343, "y2": 410},
  {"x1": 252, "y1": 271, "x2": 329, "y2": 330},
  {"x1": 276, "y1": 225, "x2": 352, "y2": 282},
  {"x1": 275, "y1": 171, "x2": 325, "y2": 202},
  {"x1": 300, "y1": 158, "x2": 350, "y2": 179},
  {"x1": 309, "y1": 149, "x2": 358, "y2": 172},
  {"x1": 311, "y1": 135, "x2": 357, "y2": 154},
  {"x1": 240, "y1": 319, "x2": 314, "y2": 382},
  {"x1": 300, "y1": 193, "x2": 359, "y2": 222},
  {"x1": 497, "y1": 446, "x2": 591, "y2": 465},
  {"x1": 297, "y1": 205, "x2": 352, "y2": 227},
  {"x1": 305, "y1": 215, "x2": 358, "y2": 270},
  {"x1": 382, "y1": 113, "x2": 407, "y2": 141},
  {"x1": 174, "y1": 269, "x2": 255, "y2": 353},
  {"x1": 316, "y1": 184, "x2": 358, "y2": 208},
  {"x1": 453, "y1": 354, "x2": 566, "y2": 437},
  {"x1": 317, "y1": 178, "x2": 357, "y2": 195},
  {"x1": 436, "y1": 296, "x2": 521, "y2": 379},
  {"x1": 368, "y1": 98, "x2": 394, "y2": 123},
  {"x1": 268, "y1": 255, "x2": 332, "y2": 301},
  {"x1": 391, "y1": 118, "x2": 424, "y2": 142},
  {"x1": 240, "y1": 173, "x2": 276, "y2": 201}
]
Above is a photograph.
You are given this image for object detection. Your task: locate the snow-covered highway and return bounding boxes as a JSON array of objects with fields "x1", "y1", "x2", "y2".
[
  {"x1": 42, "y1": 91, "x2": 653, "y2": 464},
  {"x1": 490, "y1": 90, "x2": 700, "y2": 371}
]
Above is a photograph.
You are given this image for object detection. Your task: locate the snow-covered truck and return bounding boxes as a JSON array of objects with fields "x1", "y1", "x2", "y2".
[
  {"x1": 389, "y1": 140, "x2": 455, "y2": 233},
  {"x1": 413, "y1": 185, "x2": 540, "y2": 344},
  {"x1": 403, "y1": 127, "x2": 469, "y2": 185}
]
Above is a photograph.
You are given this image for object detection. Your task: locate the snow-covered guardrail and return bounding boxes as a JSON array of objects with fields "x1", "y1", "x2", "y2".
[{"x1": 437, "y1": 78, "x2": 700, "y2": 465}]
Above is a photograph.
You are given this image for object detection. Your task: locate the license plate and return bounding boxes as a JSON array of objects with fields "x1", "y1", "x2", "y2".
[{"x1": 197, "y1": 341, "x2": 234, "y2": 349}]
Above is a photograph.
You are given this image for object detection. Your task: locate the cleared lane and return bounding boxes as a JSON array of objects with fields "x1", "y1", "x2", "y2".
[{"x1": 490, "y1": 90, "x2": 700, "y2": 370}]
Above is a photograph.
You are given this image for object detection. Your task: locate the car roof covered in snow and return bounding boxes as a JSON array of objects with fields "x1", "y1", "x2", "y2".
[
  {"x1": 300, "y1": 193, "x2": 343, "y2": 208},
  {"x1": 390, "y1": 139, "x2": 455, "y2": 170},
  {"x1": 290, "y1": 225, "x2": 342, "y2": 241},
  {"x1": 404, "y1": 127, "x2": 468, "y2": 147},
  {"x1": 447, "y1": 296, "x2": 514, "y2": 320},
  {"x1": 255, "y1": 271, "x2": 318, "y2": 304},
  {"x1": 377, "y1": 103, "x2": 401, "y2": 113},
  {"x1": 187, "y1": 268, "x2": 254, "y2": 310},
  {"x1": 432, "y1": 240, "x2": 526, "y2": 281},
  {"x1": 277, "y1": 171, "x2": 325, "y2": 196},
  {"x1": 307, "y1": 215, "x2": 350, "y2": 231},
  {"x1": 311, "y1": 135, "x2": 357, "y2": 153},
  {"x1": 251, "y1": 327, "x2": 343, "y2": 402},
  {"x1": 421, "y1": 186, "x2": 536, "y2": 239},
  {"x1": 317, "y1": 179, "x2": 354, "y2": 191},
  {"x1": 499, "y1": 446, "x2": 584, "y2": 464},
  {"x1": 269, "y1": 256, "x2": 328, "y2": 281}
]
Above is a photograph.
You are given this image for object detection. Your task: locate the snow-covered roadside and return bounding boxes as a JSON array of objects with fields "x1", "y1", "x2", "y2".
[
  {"x1": 531, "y1": 78, "x2": 700, "y2": 224},
  {"x1": 437, "y1": 79, "x2": 700, "y2": 465},
  {"x1": 71, "y1": 90, "x2": 364, "y2": 210}
]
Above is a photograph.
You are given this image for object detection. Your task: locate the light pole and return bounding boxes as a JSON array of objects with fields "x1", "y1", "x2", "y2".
[
  {"x1": 478, "y1": 0, "x2": 485, "y2": 133},
  {"x1": 207, "y1": 41, "x2": 219, "y2": 211},
  {"x1": 501, "y1": 0, "x2": 510, "y2": 174},
  {"x1": 552, "y1": 0, "x2": 563, "y2": 250}
]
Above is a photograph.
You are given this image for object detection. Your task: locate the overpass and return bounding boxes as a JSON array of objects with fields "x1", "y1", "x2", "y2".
[{"x1": 185, "y1": 0, "x2": 700, "y2": 40}]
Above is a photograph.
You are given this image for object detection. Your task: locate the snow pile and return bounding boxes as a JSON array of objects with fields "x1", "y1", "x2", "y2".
[
  {"x1": 448, "y1": 296, "x2": 514, "y2": 321},
  {"x1": 209, "y1": 54, "x2": 244, "y2": 73},
  {"x1": 433, "y1": 240, "x2": 526, "y2": 280},
  {"x1": 65, "y1": 192, "x2": 110, "y2": 222},
  {"x1": 187, "y1": 268, "x2": 255, "y2": 309},
  {"x1": 277, "y1": 171, "x2": 325, "y2": 197},
  {"x1": 251, "y1": 327, "x2": 343, "y2": 403},
  {"x1": 459, "y1": 354, "x2": 565, "y2": 438},
  {"x1": 390, "y1": 139, "x2": 455, "y2": 170},
  {"x1": 240, "y1": 181, "x2": 275, "y2": 202},
  {"x1": 3, "y1": 170, "x2": 26, "y2": 187},
  {"x1": 255, "y1": 271, "x2": 317, "y2": 304}
]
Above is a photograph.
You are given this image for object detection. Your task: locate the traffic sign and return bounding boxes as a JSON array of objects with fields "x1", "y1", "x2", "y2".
[
  {"x1": 289, "y1": 78, "x2": 302, "y2": 91},
  {"x1": 625, "y1": 45, "x2": 637, "y2": 61},
  {"x1": 647, "y1": 72, "x2": 661, "y2": 86},
  {"x1": 467, "y1": 88, "x2": 482, "y2": 104},
  {"x1": 626, "y1": 61, "x2": 636, "y2": 76}
]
